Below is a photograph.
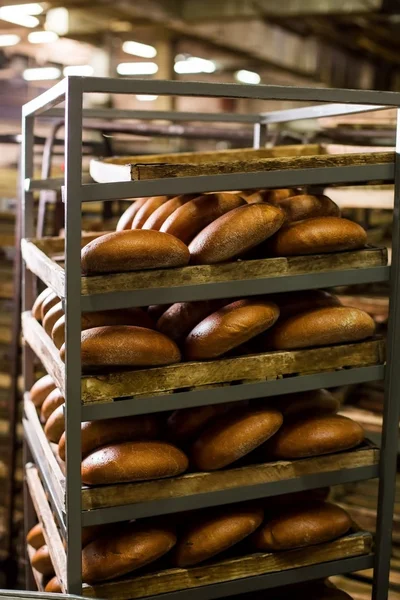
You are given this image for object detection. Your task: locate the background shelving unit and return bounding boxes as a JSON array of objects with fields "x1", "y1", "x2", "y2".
[{"x1": 20, "y1": 77, "x2": 400, "y2": 600}]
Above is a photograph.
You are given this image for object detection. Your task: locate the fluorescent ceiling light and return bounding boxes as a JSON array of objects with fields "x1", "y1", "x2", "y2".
[
  {"x1": 46, "y1": 7, "x2": 68, "y2": 35},
  {"x1": 28, "y1": 30, "x2": 58, "y2": 43},
  {"x1": 174, "y1": 56, "x2": 216, "y2": 74},
  {"x1": 0, "y1": 34, "x2": 20, "y2": 47},
  {"x1": 136, "y1": 94, "x2": 158, "y2": 101},
  {"x1": 2, "y1": 3, "x2": 43, "y2": 15},
  {"x1": 23, "y1": 66, "x2": 61, "y2": 81},
  {"x1": 0, "y1": 10, "x2": 39, "y2": 27},
  {"x1": 117, "y1": 62, "x2": 158, "y2": 75},
  {"x1": 123, "y1": 40, "x2": 157, "y2": 59},
  {"x1": 235, "y1": 69, "x2": 260, "y2": 84},
  {"x1": 63, "y1": 65, "x2": 94, "y2": 76}
]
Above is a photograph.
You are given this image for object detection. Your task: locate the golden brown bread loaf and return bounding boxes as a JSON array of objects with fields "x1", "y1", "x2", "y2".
[
  {"x1": 157, "y1": 300, "x2": 226, "y2": 343},
  {"x1": 116, "y1": 198, "x2": 148, "y2": 231},
  {"x1": 30, "y1": 375, "x2": 56, "y2": 409},
  {"x1": 32, "y1": 288, "x2": 52, "y2": 320},
  {"x1": 185, "y1": 299, "x2": 280, "y2": 360},
  {"x1": 40, "y1": 291, "x2": 60, "y2": 321},
  {"x1": 31, "y1": 545, "x2": 54, "y2": 576},
  {"x1": 160, "y1": 193, "x2": 246, "y2": 243},
  {"x1": 42, "y1": 301, "x2": 64, "y2": 337},
  {"x1": 273, "y1": 290, "x2": 341, "y2": 319},
  {"x1": 268, "y1": 194, "x2": 340, "y2": 222},
  {"x1": 167, "y1": 404, "x2": 232, "y2": 444},
  {"x1": 189, "y1": 204, "x2": 285, "y2": 265},
  {"x1": 268, "y1": 216, "x2": 367, "y2": 256},
  {"x1": 131, "y1": 196, "x2": 169, "y2": 229},
  {"x1": 27, "y1": 523, "x2": 45, "y2": 549},
  {"x1": 60, "y1": 326, "x2": 181, "y2": 367},
  {"x1": 245, "y1": 189, "x2": 297, "y2": 204},
  {"x1": 264, "y1": 414, "x2": 364, "y2": 459},
  {"x1": 82, "y1": 522, "x2": 176, "y2": 584},
  {"x1": 40, "y1": 388, "x2": 64, "y2": 423},
  {"x1": 252, "y1": 501, "x2": 352, "y2": 551},
  {"x1": 51, "y1": 308, "x2": 155, "y2": 349},
  {"x1": 264, "y1": 306, "x2": 375, "y2": 350},
  {"x1": 174, "y1": 505, "x2": 264, "y2": 567},
  {"x1": 44, "y1": 404, "x2": 65, "y2": 443},
  {"x1": 81, "y1": 441, "x2": 189, "y2": 485},
  {"x1": 81, "y1": 229, "x2": 190, "y2": 274},
  {"x1": 271, "y1": 389, "x2": 339, "y2": 418},
  {"x1": 192, "y1": 407, "x2": 283, "y2": 471},
  {"x1": 44, "y1": 576, "x2": 62, "y2": 593},
  {"x1": 58, "y1": 414, "x2": 160, "y2": 461},
  {"x1": 142, "y1": 194, "x2": 198, "y2": 230}
]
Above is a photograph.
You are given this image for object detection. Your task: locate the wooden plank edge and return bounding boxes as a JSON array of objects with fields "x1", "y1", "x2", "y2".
[
  {"x1": 21, "y1": 239, "x2": 65, "y2": 298},
  {"x1": 81, "y1": 530, "x2": 372, "y2": 599},
  {"x1": 27, "y1": 544, "x2": 45, "y2": 592},
  {"x1": 25, "y1": 464, "x2": 67, "y2": 591},
  {"x1": 81, "y1": 443, "x2": 379, "y2": 511}
]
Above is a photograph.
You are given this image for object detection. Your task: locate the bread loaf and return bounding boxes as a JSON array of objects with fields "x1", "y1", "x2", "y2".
[
  {"x1": 274, "y1": 290, "x2": 341, "y2": 319},
  {"x1": 43, "y1": 301, "x2": 64, "y2": 337},
  {"x1": 189, "y1": 203, "x2": 285, "y2": 265},
  {"x1": 40, "y1": 291, "x2": 60, "y2": 321},
  {"x1": 268, "y1": 217, "x2": 367, "y2": 256},
  {"x1": 268, "y1": 194, "x2": 340, "y2": 222},
  {"x1": 44, "y1": 404, "x2": 65, "y2": 443},
  {"x1": 27, "y1": 523, "x2": 45, "y2": 549},
  {"x1": 82, "y1": 522, "x2": 176, "y2": 584},
  {"x1": 58, "y1": 414, "x2": 160, "y2": 461},
  {"x1": 167, "y1": 404, "x2": 232, "y2": 444},
  {"x1": 265, "y1": 306, "x2": 375, "y2": 350},
  {"x1": 131, "y1": 196, "x2": 169, "y2": 229},
  {"x1": 271, "y1": 389, "x2": 339, "y2": 418},
  {"x1": 60, "y1": 326, "x2": 181, "y2": 367},
  {"x1": 192, "y1": 407, "x2": 283, "y2": 470},
  {"x1": 185, "y1": 299, "x2": 279, "y2": 360},
  {"x1": 264, "y1": 414, "x2": 364, "y2": 459},
  {"x1": 81, "y1": 229, "x2": 190, "y2": 274},
  {"x1": 52, "y1": 307, "x2": 155, "y2": 349},
  {"x1": 81, "y1": 441, "x2": 188, "y2": 485},
  {"x1": 116, "y1": 198, "x2": 148, "y2": 231},
  {"x1": 147, "y1": 304, "x2": 170, "y2": 320},
  {"x1": 245, "y1": 189, "x2": 297, "y2": 204},
  {"x1": 30, "y1": 375, "x2": 56, "y2": 409},
  {"x1": 142, "y1": 194, "x2": 198, "y2": 230},
  {"x1": 44, "y1": 576, "x2": 62, "y2": 593},
  {"x1": 174, "y1": 505, "x2": 264, "y2": 567},
  {"x1": 157, "y1": 300, "x2": 226, "y2": 343},
  {"x1": 31, "y1": 545, "x2": 54, "y2": 576},
  {"x1": 252, "y1": 501, "x2": 352, "y2": 551},
  {"x1": 160, "y1": 193, "x2": 246, "y2": 243},
  {"x1": 40, "y1": 388, "x2": 64, "y2": 423},
  {"x1": 32, "y1": 288, "x2": 52, "y2": 320}
]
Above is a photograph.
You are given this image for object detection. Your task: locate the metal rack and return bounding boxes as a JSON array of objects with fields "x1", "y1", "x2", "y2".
[{"x1": 20, "y1": 77, "x2": 400, "y2": 600}]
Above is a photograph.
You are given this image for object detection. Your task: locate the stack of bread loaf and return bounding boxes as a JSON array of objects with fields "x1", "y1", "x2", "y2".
[
  {"x1": 26, "y1": 490, "x2": 354, "y2": 586},
  {"x1": 32, "y1": 286, "x2": 376, "y2": 369}
]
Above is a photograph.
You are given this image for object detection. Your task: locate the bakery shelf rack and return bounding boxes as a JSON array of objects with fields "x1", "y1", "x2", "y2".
[{"x1": 20, "y1": 77, "x2": 400, "y2": 600}]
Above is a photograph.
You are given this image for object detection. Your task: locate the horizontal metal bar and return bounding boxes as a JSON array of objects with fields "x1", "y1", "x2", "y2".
[
  {"x1": 26, "y1": 174, "x2": 92, "y2": 191},
  {"x1": 79, "y1": 76, "x2": 400, "y2": 106},
  {"x1": 260, "y1": 103, "x2": 387, "y2": 124},
  {"x1": 81, "y1": 163, "x2": 395, "y2": 201},
  {"x1": 43, "y1": 107, "x2": 261, "y2": 123},
  {"x1": 81, "y1": 365, "x2": 384, "y2": 420},
  {"x1": 22, "y1": 78, "x2": 66, "y2": 117},
  {"x1": 80, "y1": 266, "x2": 390, "y2": 312},
  {"x1": 82, "y1": 463, "x2": 378, "y2": 525}
]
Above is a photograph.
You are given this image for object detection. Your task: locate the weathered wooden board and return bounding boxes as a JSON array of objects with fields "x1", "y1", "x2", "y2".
[
  {"x1": 82, "y1": 530, "x2": 372, "y2": 600},
  {"x1": 81, "y1": 442, "x2": 378, "y2": 511},
  {"x1": 27, "y1": 544, "x2": 45, "y2": 592}
]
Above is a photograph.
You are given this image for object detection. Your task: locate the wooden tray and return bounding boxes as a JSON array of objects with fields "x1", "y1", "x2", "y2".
[
  {"x1": 21, "y1": 311, "x2": 386, "y2": 403},
  {"x1": 21, "y1": 234, "x2": 388, "y2": 301},
  {"x1": 24, "y1": 394, "x2": 379, "y2": 513}
]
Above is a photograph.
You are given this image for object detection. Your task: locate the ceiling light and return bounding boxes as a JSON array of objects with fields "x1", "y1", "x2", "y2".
[
  {"x1": 136, "y1": 94, "x2": 158, "y2": 101},
  {"x1": 235, "y1": 69, "x2": 261, "y2": 85},
  {"x1": 63, "y1": 65, "x2": 94, "y2": 76},
  {"x1": 174, "y1": 57, "x2": 216, "y2": 74},
  {"x1": 46, "y1": 7, "x2": 68, "y2": 35},
  {"x1": 28, "y1": 30, "x2": 58, "y2": 44},
  {"x1": 0, "y1": 9, "x2": 39, "y2": 27},
  {"x1": 2, "y1": 3, "x2": 43, "y2": 15},
  {"x1": 0, "y1": 34, "x2": 20, "y2": 47},
  {"x1": 116, "y1": 62, "x2": 158, "y2": 75},
  {"x1": 122, "y1": 40, "x2": 157, "y2": 59},
  {"x1": 23, "y1": 66, "x2": 61, "y2": 81}
]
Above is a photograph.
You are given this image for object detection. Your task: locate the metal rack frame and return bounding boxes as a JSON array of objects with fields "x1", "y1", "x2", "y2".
[{"x1": 21, "y1": 77, "x2": 400, "y2": 600}]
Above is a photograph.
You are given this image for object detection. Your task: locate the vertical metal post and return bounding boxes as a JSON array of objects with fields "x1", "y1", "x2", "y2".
[
  {"x1": 64, "y1": 76, "x2": 83, "y2": 594},
  {"x1": 253, "y1": 122, "x2": 267, "y2": 149},
  {"x1": 372, "y1": 109, "x2": 400, "y2": 600}
]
